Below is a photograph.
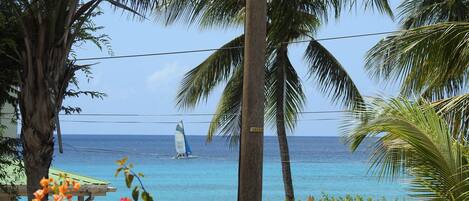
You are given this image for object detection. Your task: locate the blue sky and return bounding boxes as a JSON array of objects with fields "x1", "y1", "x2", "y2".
[{"x1": 63, "y1": 2, "x2": 401, "y2": 136}]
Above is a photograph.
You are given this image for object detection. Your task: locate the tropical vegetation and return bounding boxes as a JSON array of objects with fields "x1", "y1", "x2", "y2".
[
  {"x1": 345, "y1": 97, "x2": 469, "y2": 200},
  {"x1": 0, "y1": 1, "x2": 159, "y2": 200},
  {"x1": 365, "y1": 0, "x2": 469, "y2": 104},
  {"x1": 159, "y1": 1, "x2": 393, "y2": 200},
  {"x1": 307, "y1": 193, "x2": 390, "y2": 201},
  {"x1": 346, "y1": 1, "x2": 469, "y2": 200},
  {"x1": 1, "y1": 0, "x2": 468, "y2": 200}
]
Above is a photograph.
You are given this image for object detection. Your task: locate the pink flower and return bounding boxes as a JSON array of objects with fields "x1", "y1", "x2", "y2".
[{"x1": 120, "y1": 198, "x2": 132, "y2": 201}]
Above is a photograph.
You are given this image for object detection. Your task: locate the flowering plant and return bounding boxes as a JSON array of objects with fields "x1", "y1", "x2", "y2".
[
  {"x1": 32, "y1": 174, "x2": 80, "y2": 201},
  {"x1": 115, "y1": 157, "x2": 154, "y2": 201},
  {"x1": 32, "y1": 157, "x2": 154, "y2": 201}
]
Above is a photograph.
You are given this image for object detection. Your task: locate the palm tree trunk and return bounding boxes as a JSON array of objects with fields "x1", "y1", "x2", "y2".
[
  {"x1": 276, "y1": 46, "x2": 295, "y2": 201},
  {"x1": 21, "y1": 128, "x2": 53, "y2": 200},
  {"x1": 18, "y1": 53, "x2": 68, "y2": 200},
  {"x1": 19, "y1": 89, "x2": 55, "y2": 200}
]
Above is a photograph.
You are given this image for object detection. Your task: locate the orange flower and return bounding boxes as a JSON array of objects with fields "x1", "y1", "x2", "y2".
[
  {"x1": 53, "y1": 194, "x2": 63, "y2": 201},
  {"x1": 40, "y1": 177, "x2": 50, "y2": 188},
  {"x1": 66, "y1": 193, "x2": 73, "y2": 201},
  {"x1": 72, "y1": 182, "x2": 81, "y2": 191},
  {"x1": 42, "y1": 186, "x2": 49, "y2": 194},
  {"x1": 120, "y1": 198, "x2": 132, "y2": 201},
  {"x1": 33, "y1": 189, "x2": 45, "y2": 200},
  {"x1": 58, "y1": 183, "x2": 68, "y2": 195}
]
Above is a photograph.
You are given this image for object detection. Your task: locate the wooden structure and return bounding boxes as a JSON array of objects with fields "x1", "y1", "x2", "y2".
[{"x1": 0, "y1": 166, "x2": 116, "y2": 201}]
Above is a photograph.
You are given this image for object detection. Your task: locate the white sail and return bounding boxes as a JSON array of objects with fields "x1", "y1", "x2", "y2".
[{"x1": 175, "y1": 122, "x2": 186, "y2": 155}]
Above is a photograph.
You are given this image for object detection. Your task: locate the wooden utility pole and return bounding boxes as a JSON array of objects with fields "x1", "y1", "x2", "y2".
[{"x1": 237, "y1": 0, "x2": 267, "y2": 200}]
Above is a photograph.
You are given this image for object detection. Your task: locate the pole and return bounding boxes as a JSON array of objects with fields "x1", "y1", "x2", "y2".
[
  {"x1": 56, "y1": 114, "x2": 63, "y2": 153},
  {"x1": 237, "y1": 0, "x2": 267, "y2": 200}
]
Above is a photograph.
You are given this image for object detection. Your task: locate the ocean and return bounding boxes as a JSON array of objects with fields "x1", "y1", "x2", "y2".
[{"x1": 49, "y1": 135, "x2": 408, "y2": 201}]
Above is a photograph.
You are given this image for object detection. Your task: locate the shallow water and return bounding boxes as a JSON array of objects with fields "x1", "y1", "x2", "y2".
[{"x1": 44, "y1": 135, "x2": 409, "y2": 201}]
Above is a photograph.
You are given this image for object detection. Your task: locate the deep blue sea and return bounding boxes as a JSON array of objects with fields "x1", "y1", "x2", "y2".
[{"x1": 48, "y1": 135, "x2": 409, "y2": 201}]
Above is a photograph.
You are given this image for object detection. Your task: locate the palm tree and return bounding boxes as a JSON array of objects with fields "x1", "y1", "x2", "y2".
[
  {"x1": 365, "y1": 1, "x2": 469, "y2": 140},
  {"x1": 2, "y1": 1, "x2": 159, "y2": 199},
  {"x1": 344, "y1": 97, "x2": 469, "y2": 200},
  {"x1": 431, "y1": 93, "x2": 469, "y2": 141},
  {"x1": 365, "y1": 0, "x2": 469, "y2": 99},
  {"x1": 160, "y1": 1, "x2": 392, "y2": 200}
]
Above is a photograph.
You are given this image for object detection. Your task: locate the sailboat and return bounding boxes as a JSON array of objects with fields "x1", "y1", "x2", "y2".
[{"x1": 174, "y1": 121, "x2": 197, "y2": 159}]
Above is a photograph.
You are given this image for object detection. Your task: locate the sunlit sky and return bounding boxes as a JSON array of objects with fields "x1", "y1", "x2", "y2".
[{"x1": 62, "y1": 2, "x2": 401, "y2": 136}]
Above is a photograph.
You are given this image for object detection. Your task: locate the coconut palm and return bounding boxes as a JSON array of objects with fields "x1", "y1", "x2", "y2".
[
  {"x1": 344, "y1": 97, "x2": 469, "y2": 200},
  {"x1": 2, "y1": 1, "x2": 159, "y2": 199},
  {"x1": 366, "y1": 22, "x2": 469, "y2": 100},
  {"x1": 366, "y1": 0, "x2": 469, "y2": 99},
  {"x1": 431, "y1": 93, "x2": 469, "y2": 141},
  {"x1": 160, "y1": 0, "x2": 392, "y2": 200},
  {"x1": 398, "y1": 0, "x2": 469, "y2": 29},
  {"x1": 365, "y1": 1, "x2": 469, "y2": 140}
]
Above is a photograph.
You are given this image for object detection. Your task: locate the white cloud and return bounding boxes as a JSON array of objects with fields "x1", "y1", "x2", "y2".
[{"x1": 145, "y1": 62, "x2": 187, "y2": 90}]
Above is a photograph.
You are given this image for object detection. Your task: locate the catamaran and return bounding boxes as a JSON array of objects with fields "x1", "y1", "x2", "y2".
[{"x1": 174, "y1": 121, "x2": 197, "y2": 159}]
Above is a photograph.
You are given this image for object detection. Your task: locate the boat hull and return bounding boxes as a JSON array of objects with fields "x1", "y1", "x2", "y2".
[{"x1": 173, "y1": 155, "x2": 198, "y2": 160}]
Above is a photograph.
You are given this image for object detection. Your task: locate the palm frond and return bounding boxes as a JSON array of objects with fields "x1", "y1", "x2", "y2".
[
  {"x1": 159, "y1": 0, "x2": 244, "y2": 29},
  {"x1": 342, "y1": 0, "x2": 393, "y2": 17},
  {"x1": 362, "y1": 0, "x2": 393, "y2": 18},
  {"x1": 398, "y1": 0, "x2": 469, "y2": 29},
  {"x1": 432, "y1": 93, "x2": 469, "y2": 141},
  {"x1": 206, "y1": 66, "x2": 243, "y2": 146},
  {"x1": 112, "y1": 0, "x2": 160, "y2": 14},
  {"x1": 266, "y1": 47, "x2": 305, "y2": 131},
  {"x1": 176, "y1": 35, "x2": 244, "y2": 109},
  {"x1": 365, "y1": 22, "x2": 469, "y2": 99},
  {"x1": 304, "y1": 39, "x2": 364, "y2": 109},
  {"x1": 268, "y1": 3, "x2": 321, "y2": 44},
  {"x1": 344, "y1": 97, "x2": 469, "y2": 200}
]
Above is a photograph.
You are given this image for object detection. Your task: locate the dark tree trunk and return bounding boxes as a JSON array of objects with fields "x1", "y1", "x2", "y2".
[
  {"x1": 21, "y1": 128, "x2": 53, "y2": 200},
  {"x1": 18, "y1": 40, "x2": 73, "y2": 200},
  {"x1": 275, "y1": 47, "x2": 294, "y2": 201},
  {"x1": 19, "y1": 73, "x2": 56, "y2": 200}
]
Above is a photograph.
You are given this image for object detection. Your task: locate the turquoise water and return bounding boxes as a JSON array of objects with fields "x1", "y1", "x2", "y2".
[{"x1": 48, "y1": 135, "x2": 408, "y2": 201}]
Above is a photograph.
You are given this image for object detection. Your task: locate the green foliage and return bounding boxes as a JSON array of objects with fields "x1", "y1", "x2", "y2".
[
  {"x1": 365, "y1": 1, "x2": 469, "y2": 145},
  {"x1": 307, "y1": 193, "x2": 390, "y2": 201},
  {"x1": 0, "y1": 1, "x2": 20, "y2": 115},
  {"x1": 431, "y1": 93, "x2": 469, "y2": 141},
  {"x1": 0, "y1": 135, "x2": 23, "y2": 201},
  {"x1": 366, "y1": 22, "x2": 469, "y2": 100},
  {"x1": 0, "y1": 2, "x2": 109, "y2": 116},
  {"x1": 366, "y1": 0, "x2": 469, "y2": 100},
  {"x1": 116, "y1": 157, "x2": 155, "y2": 201},
  {"x1": 344, "y1": 97, "x2": 469, "y2": 200},
  {"x1": 397, "y1": 0, "x2": 469, "y2": 29}
]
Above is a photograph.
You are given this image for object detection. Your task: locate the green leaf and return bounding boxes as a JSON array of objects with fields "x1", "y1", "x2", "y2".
[
  {"x1": 141, "y1": 191, "x2": 154, "y2": 201},
  {"x1": 138, "y1": 172, "x2": 144, "y2": 177},
  {"x1": 343, "y1": 97, "x2": 469, "y2": 199},
  {"x1": 125, "y1": 174, "x2": 134, "y2": 188},
  {"x1": 132, "y1": 186, "x2": 139, "y2": 201}
]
